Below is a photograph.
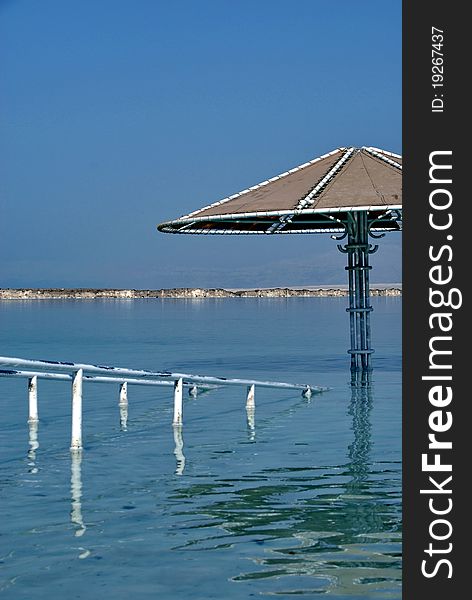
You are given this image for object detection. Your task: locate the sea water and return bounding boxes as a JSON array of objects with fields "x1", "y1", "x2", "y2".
[{"x1": 0, "y1": 298, "x2": 401, "y2": 599}]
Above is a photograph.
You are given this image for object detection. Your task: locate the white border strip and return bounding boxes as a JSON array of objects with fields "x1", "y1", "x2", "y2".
[
  {"x1": 161, "y1": 226, "x2": 400, "y2": 236},
  {"x1": 364, "y1": 146, "x2": 402, "y2": 160},
  {"x1": 297, "y1": 147, "x2": 355, "y2": 209},
  {"x1": 159, "y1": 205, "x2": 403, "y2": 229},
  {"x1": 363, "y1": 147, "x2": 402, "y2": 169}
]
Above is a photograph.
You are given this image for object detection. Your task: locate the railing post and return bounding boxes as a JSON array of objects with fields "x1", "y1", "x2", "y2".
[
  {"x1": 246, "y1": 385, "x2": 256, "y2": 441},
  {"x1": 246, "y1": 384, "x2": 255, "y2": 409},
  {"x1": 28, "y1": 375, "x2": 38, "y2": 422},
  {"x1": 173, "y1": 378, "x2": 183, "y2": 425},
  {"x1": 119, "y1": 382, "x2": 128, "y2": 431},
  {"x1": 70, "y1": 369, "x2": 83, "y2": 451},
  {"x1": 119, "y1": 381, "x2": 128, "y2": 405}
]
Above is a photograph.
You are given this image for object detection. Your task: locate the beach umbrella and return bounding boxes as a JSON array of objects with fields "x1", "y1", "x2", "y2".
[{"x1": 158, "y1": 146, "x2": 402, "y2": 373}]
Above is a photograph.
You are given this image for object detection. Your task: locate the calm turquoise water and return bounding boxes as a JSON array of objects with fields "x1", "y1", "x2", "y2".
[{"x1": 0, "y1": 298, "x2": 401, "y2": 599}]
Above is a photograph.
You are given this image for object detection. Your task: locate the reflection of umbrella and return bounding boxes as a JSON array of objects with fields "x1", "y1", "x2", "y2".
[{"x1": 158, "y1": 147, "x2": 402, "y2": 372}]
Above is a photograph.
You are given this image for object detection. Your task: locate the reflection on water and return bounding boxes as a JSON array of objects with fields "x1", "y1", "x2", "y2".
[
  {"x1": 119, "y1": 402, "x2": 128, "y2": 431},
  {"x1": 27, "y1": 420, "x2": 39, "y2": 474},
  {"x1": 346, "y1": 372, "x2": 373, "y2": 496},
  {"x1": 17, "y1": 375, "x2": 400, "y2": 598},
  {"x1": 246, "y1": 405, "x2": 256, "y2": 442},
  {"x1": 169, "y1": 380, "x2": 401, "y2": 598},
  {"x1": 70, "y1": 451, "x2": 86, "y2": 537},
  {"x1": 173, "y1": 424, "x2": 186, "y2": 476}
]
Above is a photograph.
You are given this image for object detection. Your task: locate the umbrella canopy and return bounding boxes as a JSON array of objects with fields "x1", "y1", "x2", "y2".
[{"x1": 157, "y1": 146, "x2": 402, "y2": 235}]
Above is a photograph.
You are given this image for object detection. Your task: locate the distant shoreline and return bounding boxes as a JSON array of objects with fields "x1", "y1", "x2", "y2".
[{"x1": 0, "y1": 286, "x2": 402, "y2": 300}]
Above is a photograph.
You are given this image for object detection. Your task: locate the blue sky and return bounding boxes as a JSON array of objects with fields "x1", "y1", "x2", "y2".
[{"x1": 0, "y1": 0, "x2": 401, "y2": 288}]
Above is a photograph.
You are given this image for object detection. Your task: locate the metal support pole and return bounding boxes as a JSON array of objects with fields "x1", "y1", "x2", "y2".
[
  {"x1": 346, "y1": 247, "x2": 357, "y2": 372},
  {"x1": 363, "y1": 217, "x2": 373, "y2": 366},
  {"x1": 71, "y1": 369, "x2": 83, "y2": 451},
  {"x1": 173, "y1": 378, "x2": 183, "y2": 425},
  {"x1": 355, "y1": 212, "x2": 365, "y2": 370},
  {"x1": 353, "y1": 217, "x2": 362, "y2": 368},
  {"x1": 356, "y1": 213, "x2": 369, "y2": 371},
  {"x1": 360, "y1": 211, "x2": 373, "y2": 371},
  {"x1": 28, "y1": 375, "x2": 38, "y2": 422},
  {"x1": 338, "y1": 211, "x2": 374, "y2": 373}
]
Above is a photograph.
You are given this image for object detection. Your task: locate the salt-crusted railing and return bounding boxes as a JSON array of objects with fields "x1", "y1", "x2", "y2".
[{"x1": 0, "y1": 356, "x2": 327, "y2": 452}]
